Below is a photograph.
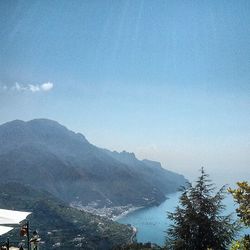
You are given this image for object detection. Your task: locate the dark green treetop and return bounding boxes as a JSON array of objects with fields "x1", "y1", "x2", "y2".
[{"x1": 166, "y1": 168, "x2": 238, "y2": 250}]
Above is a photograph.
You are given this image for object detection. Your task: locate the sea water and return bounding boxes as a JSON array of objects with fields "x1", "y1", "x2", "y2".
[{"x1": 118, "y1": 192, "x2": 249, "y2": 246}]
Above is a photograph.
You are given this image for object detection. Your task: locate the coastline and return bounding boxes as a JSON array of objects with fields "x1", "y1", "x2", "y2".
[
  {"x1": 71, "y1": 202, "x2": 141, "y2": 244},
  {"x1": 71, "y1": 192, "x2": 178, "y2": 223},
  {"x1": 71, "y1": 201, "x2": 144, "y2": 221},
  {"x1": 130, "y1": 226, "x2": 137, "y2": 243},
  {"x1": 112, "y1": 206, "x2": 144, "y2": 221}
]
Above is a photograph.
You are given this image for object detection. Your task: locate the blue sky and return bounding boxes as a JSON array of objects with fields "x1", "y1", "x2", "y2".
[{"x1": 0, "y1": 0, "x2": 249, "y2": 184}]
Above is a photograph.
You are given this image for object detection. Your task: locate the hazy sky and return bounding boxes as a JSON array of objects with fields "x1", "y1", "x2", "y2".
[{"x1": 0, "y1": 0, "x2": 249, "y2": 184}]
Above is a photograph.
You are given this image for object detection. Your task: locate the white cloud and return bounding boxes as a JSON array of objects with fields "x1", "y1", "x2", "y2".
[
  {"x1": 40, "y1": 82, "x2": 53, "y2": 91},
  {"x1": 13, "y1": 82, "x2": 23, "y2": 91},
  {"x1": 28, "y1": 84, "x2": 40, "y2": 92},
  {"x1": 1, "y1": 82, "x2": 54, "y2": 93}
]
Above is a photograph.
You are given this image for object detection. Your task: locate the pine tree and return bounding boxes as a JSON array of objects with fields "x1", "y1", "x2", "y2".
[{"x1": 165, "y1": 168, "x2": 238, "y2": 250}]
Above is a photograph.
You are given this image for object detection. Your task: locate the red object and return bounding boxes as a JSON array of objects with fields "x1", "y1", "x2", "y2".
[{"x1": 20, "y1": 225, "x2": 28, "y2": 237}]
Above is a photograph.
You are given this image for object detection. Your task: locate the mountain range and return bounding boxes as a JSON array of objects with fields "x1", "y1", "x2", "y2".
[
  {"x1": 0, "y1": 118, "x2": 187, "y2": 249},
  {"x1": 0, "y1": 119, "x2": 186, "y2": 208}
]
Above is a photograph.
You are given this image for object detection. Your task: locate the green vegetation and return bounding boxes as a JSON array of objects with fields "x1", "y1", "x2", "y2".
[
  {"x1": 1, "y1": 171, "x2": 249, "y2": 250},
  {"x1": 229, "y1": 182, "x2": 250, "y2": 250},
  {"x1": 165, "y1": 168, "x2": 238, "y2": 250},
  {"x1": 0, "y1": 119, "x2": 187, "y2": 249},
  {"x1": 113, "y1": 242, "x2": 163, "y2": 249},
  {"x1": 0, "y1": 182, "x2": 133, "y2": 250}
]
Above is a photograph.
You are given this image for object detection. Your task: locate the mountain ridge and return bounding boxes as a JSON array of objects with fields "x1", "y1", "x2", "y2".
[{"x1": 0, "y1": 118, "x2": 187, "y2": 208}]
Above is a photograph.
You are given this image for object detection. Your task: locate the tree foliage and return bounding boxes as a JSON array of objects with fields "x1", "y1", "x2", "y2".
[
  {"x1": 166, "y1": 168, "x2": 238, "y2": 250},
  {"x1": 230, "y1": 235, "x2": 250, "y2": 250},
  {"x1": 228, "y1": 181, "x2": 250, "y2": 226},
  {"x1": 229, "y1": 181, "x2": 250, "y2": 250}
]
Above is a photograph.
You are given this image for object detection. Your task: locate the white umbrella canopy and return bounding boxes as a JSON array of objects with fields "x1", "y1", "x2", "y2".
[
  {"x1": 0, "y1": 225, "x2": 13, "y2": 236},
  {"x1": 0, "y1": 209, "x2": 31, "y2": 225}
]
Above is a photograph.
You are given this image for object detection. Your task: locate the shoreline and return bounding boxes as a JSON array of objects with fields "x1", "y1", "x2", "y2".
[
  {"x1": 71, "y1": 202, "x2": 141, "y2": 244},
  {"x1": 130, "y1": 226, "x2": 137, "y2": 243},
  {"x1": 71, "y1": 202, "x2": 144, "y2": 221},
  {"x1": 71, "y1": 194, "x2": 174, "y2": 222},
  {"x1": 112, "y1": 206, "x2": 144, "y2": 221},
  {"x1": 71, "y1": 192, "x2": 177, "y2": 222}
]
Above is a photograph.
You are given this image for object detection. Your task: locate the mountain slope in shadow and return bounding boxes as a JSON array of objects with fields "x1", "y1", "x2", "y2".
[{"x1": 0, "y1": 119, "x2": 187, "y2": 207}]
